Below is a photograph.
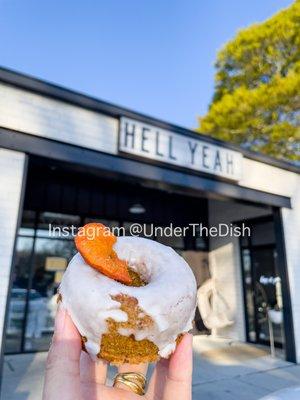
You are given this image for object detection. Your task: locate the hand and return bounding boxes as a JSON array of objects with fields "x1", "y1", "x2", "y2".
[{"x1": 43, "y1": 306, "x2": 193, "y2": 400}]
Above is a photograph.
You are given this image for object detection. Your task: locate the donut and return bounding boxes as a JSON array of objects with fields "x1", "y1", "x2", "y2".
[{"x1": 59, "y1": 224, "x2": 197, "y2": 364}]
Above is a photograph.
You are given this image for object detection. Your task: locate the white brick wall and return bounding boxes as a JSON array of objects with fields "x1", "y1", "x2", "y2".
[
  {"x1": 240, "y1": 158, "x2": 299, "y2": 197},
  {"x1": 282, "y1": 184, "x2": 300, "y2": 362},
  {"x1": 208, "y1": 199, "x2": 272, "y2": 341},
  {"x1": 0, "y1": 83, "x2": 118, "y2": 155},
  {"x1": 240, "y1": 159, "x2": 300, "y2": 361},
  {"x1": 208, "y1": 165, "x2": 300, "y2": 363},
  {"x1": 0, "y1": 149, "x2": 26, "y2": 355}
]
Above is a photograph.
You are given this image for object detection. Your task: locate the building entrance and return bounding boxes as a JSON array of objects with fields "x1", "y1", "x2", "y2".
[
  {"x1": 4, "y1": 156, "x2": 209, "y2": 354},
  {"x1": 241, "y1": 218, "x2": 285, "y2": 351}
]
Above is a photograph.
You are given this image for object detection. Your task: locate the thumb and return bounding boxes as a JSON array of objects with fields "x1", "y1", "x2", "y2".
[{"x1": 42, "y1": 305, "x2": 82, "y2": 400}]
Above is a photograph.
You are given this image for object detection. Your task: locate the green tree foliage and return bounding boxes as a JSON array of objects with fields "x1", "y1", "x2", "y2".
[{"x1": 198, "y1": 0, "x2": 300, "y2": 162}]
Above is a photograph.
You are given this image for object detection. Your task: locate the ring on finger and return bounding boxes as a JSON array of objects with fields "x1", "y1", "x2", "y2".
[{"x1": 113, "y1": 372, "x2": 146, "y2": 396}]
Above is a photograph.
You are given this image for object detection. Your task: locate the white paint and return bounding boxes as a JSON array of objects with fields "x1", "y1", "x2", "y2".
[
  {"x1": 239, "y1": 160, "x2": 300, "y2": 361},
  {"x1": 119, "y1": 117, "x2": 243, "y2": 181},
  {"x1": 0, "y1": 83, "x2": 118, "y2": 155},
  {"x1": 240, "y1": 158, "x2": 299, "y2": 198},
  {"x1": 281, "y1": 182, "x2": 300, "y2": 362},
  {"x1": 0, "y1": 149, "x2": 26, "y2": 356}
]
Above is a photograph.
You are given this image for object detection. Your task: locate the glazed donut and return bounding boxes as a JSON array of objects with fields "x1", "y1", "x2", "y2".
[{"x1": 60, "y1": 234, "x2": 197, "y2": 364}]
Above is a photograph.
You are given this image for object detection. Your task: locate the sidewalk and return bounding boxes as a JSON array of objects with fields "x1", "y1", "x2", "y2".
[{"x1": 1, "y1": 336, "x2": 300, "y2": 400}]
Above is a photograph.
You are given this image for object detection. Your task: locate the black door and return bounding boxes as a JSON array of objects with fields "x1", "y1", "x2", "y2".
[
  {"x1": 251, "y1": 246, "x2": 283, "y2": 346},
  {"x1": 240, "y1": 214, "x2": 295, "y2": 362}
]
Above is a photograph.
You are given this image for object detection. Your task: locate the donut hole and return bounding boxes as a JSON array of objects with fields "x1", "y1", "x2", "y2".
[{"x1": 126, "y1": 267, "x2": 147, "y2": 287}]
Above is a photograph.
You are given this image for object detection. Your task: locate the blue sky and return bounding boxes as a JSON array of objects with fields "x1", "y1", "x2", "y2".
[{"x1": 0, "y1": 0, "x2": 293, "y2": 128}]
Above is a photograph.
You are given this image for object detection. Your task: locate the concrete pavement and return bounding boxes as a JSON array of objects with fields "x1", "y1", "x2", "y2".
[{"x1": 1, "y1": 336, "x2": 300, "y2": 400}]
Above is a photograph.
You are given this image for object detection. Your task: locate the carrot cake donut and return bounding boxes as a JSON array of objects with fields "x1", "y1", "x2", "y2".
[{"x1": 59, "y1": 223, "x2": 197, "y2": 364}]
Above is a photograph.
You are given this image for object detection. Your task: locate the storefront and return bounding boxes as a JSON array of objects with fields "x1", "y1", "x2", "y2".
[{"x1": 0, "y1": 68, "x2": 299, "y2": 378}]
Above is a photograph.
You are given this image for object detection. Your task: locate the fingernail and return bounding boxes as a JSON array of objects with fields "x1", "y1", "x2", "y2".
[{"x1": 55, "y1": 304, "x2": 66, "y2": 334}]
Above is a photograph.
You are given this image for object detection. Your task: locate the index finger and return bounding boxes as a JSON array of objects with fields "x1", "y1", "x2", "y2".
[
  {"x1": 43, "y1": 305, "x2": 82, "y2": 400},
  {"x1": 147, "y1": 333, "x2": 193, "y2": 400}
]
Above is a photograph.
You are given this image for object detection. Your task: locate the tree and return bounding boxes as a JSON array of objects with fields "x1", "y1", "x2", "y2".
[{"x1": 198, "y1": 0, "x2": 300, "y2": 163}]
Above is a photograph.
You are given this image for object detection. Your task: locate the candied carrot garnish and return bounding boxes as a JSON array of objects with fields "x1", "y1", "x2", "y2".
[{"x1": 75, "y1": 223, "x2": 132, "y2": 285}]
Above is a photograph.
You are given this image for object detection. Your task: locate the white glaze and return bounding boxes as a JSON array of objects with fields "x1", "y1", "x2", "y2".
[{"x1": 59, "y1": 236, "x2": 197, "y2": 360}]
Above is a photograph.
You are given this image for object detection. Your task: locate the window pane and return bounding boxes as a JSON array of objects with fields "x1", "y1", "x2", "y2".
[
  {"x1": 253, "y1": 248, "x2": 284, "y2": 347},
  {"x1": 37, "y1": 212, "x2": 80, "y2": 238},
  {"x1": 122, "y1": 222, "x2": 153, "y2": 239},
  {"x1": 193, "y1": 225, "x2": 208, "y2": 250},
  {"x1": 156, "y1": 232, "x2": 184, "y2": 249},
  {"x1": 251, "y1": 221, "x2": 275, "y2": 246},
  {"x1": 24, "y1": 238, "x2": 76, "y2": 351},
  {"x1": 18, "y1": 210, "x2": 35, "y2": 236},
  {"x1": 240, "y1": 230, "x2": 250, "y2": 247},
  {"x1": 195, "y1": 236, "x2": 208, "y2": 250},
  {"x1": 242, "y1": 249, "x2": 256, "y2": 342},
  {"x1": 5, "y1": 237, "x2": 34, "y2": 353},
  {"x1": 84, "y1": 218, "x2": 119, "y2": 230},
  {"x1": 18, "y1": 228, "x2": 35, "y2": 236}
]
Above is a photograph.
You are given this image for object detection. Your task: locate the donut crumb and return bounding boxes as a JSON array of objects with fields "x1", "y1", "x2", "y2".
[
  {"x1": 57, "y1": 293, "x2": 62, "y2": 303},
  {"x1": 81, "y1": 336, "x2": 88, "y2": 352}
]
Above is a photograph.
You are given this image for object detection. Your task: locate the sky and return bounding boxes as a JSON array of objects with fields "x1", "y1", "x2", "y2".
[{"x1": 0, "y1": 0, "x2": 294, "y2": 128}]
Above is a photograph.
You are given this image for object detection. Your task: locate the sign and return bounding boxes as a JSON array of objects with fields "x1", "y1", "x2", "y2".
[
  {"x1": 45, "y1": 257, "x2": 67, "y2": 271},
  {"x1": 119, "y1": 117, "x2": 243, "y2": 181}
]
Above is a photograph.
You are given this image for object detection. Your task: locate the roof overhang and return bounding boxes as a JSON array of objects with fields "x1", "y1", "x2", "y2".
[{"x1": 0, "y1": 128, "x2": 291, "y2": 209}]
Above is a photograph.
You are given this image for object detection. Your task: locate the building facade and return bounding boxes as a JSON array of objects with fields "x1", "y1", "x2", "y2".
[{"x1": 0, "y1": 68, "x2": 299, "y2": 382}]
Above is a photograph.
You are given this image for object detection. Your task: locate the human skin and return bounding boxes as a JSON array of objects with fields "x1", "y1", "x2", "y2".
[{"x1": 42, "y1": 306, "x2": 193, "y2": 400}]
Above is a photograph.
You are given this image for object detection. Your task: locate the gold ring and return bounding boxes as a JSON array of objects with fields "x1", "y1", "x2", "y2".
[{"x1": 113, "y1": 372, "x2": 146, "y2": 396}]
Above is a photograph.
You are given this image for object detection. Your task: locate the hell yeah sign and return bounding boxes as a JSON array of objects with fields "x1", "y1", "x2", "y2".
[{"x1": 119, "y1": 117, "x2": 243, "y2": 181}]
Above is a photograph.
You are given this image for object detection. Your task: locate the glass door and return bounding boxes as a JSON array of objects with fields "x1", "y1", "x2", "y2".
[
  {"x1": 240, "y1": 217, "x2": 285, "y2": 350},
  {"x1": 242, "y1": 244, "x2": 284, "y2": 348},
  {"x1": 252, "y1": 246, "x2": 284, "y2": 346}
]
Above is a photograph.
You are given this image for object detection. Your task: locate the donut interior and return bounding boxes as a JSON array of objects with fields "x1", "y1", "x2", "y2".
[
  {"x1": 94, "y1": 266, "x2": 158, "y2": 364},
  {"x1": 98, "y1": 292, "x2": 160, "y2": 364}
]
